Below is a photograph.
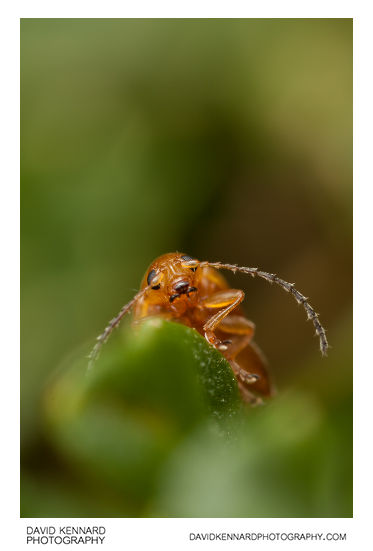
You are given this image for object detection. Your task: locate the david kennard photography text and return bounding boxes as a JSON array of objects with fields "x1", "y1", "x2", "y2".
[{"x1": 26, "y1": 526, "x2": 106, "y2": 545}]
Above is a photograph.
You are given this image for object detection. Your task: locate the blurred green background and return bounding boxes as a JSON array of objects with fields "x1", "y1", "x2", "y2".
[{"x1": 21, "y1": 18, "x2": 352, "y2": 517}]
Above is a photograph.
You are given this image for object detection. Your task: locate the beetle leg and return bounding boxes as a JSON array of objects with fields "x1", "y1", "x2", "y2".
[
  {"x1": 217, "y1": 315, "x2": 255, "y2": 360},
  {"x1": 201, "y1": 291, "x2": 265, "y2": 394},
  {"x1": 230, "y1": 358, "x2": 259, "y2": 384},
  {"x1": 234, "y1": 341, "x2": 273, "y2": 397},
  {"x1": 201, "y1": 289, "x2": 245, "y2": 349},
  {"x1": 236, "y1": 379, "x2": 264, "y2": 406}
]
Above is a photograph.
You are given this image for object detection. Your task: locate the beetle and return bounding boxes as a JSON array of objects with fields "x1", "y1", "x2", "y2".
[{"x1": 89, "y1": 252, "x2": 328, "y2": 404}]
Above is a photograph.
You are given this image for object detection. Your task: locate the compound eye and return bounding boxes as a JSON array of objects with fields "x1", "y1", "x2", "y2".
[
  {"x1": 147, "y1": 269, "x2": 163, "y2": 289},
  {"x1": 181, "y1": 255, "x2": 199, "y2": 272},
  {"x1": 147, "y1": 269, "x2": 157, "y2": 286}
]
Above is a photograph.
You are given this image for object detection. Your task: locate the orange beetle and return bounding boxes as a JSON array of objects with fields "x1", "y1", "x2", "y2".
[{"x1": 89, "y1": 253, "x2": 328, "y2": 404}]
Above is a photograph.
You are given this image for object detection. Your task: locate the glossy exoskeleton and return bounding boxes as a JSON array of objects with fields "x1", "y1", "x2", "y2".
[{"x1": 89, "y1": 253, "x2": 328, "y2": 404}]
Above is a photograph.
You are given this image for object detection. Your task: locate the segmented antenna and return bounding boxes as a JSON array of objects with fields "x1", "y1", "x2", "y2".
[
  {"x1": 88, "y1": 287, "x2": 148, "y2": 369},
  {"x1": 200, "y1": 261, "x2": 328, "y2": 356}
]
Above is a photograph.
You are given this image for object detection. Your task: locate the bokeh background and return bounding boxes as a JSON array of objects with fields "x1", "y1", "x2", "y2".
[{"x1": 21, "y1": 18, "x2": 352, "y2": 517}]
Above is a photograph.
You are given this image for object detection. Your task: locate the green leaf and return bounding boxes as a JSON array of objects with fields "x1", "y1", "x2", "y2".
[{"x1": 44, "y1": 320, "x2": 241, "y2": 507}]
